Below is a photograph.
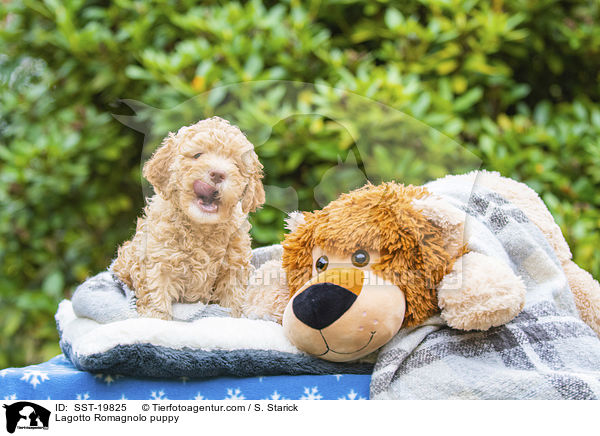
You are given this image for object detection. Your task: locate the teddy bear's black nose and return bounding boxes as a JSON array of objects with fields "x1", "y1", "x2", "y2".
[{"x1": 292, "y1": 283, "x2": 357, "y2": 330}]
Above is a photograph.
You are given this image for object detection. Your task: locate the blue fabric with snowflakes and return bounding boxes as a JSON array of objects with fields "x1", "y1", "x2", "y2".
[{"x1": 0, "y1": 355, "x2": 371, "y2": 400}]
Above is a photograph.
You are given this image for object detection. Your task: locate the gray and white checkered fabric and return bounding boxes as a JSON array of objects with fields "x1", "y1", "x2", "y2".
[{"x1": 370, "y1": 173, "x2": 600, "y2": 399}]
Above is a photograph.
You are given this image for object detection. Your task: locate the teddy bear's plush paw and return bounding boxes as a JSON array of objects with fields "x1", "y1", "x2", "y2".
[
  {"x1": 437, "y1": 251, "x2": 526, "y2": 331},
  {"x1": 242, "y1": 259, "x2": 289, "y2": 323}
]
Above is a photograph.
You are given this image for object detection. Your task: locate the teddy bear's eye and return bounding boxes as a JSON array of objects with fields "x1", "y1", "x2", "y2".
[
  {"x1": 351, "y1": 250, "x2": 370, "y2": 267},
  {"x1": 193, "y1": 152, "x2": 203, "y2": 159},
  {"x1": 315, "y1": 255, "x2": 329, "y2": 272}
]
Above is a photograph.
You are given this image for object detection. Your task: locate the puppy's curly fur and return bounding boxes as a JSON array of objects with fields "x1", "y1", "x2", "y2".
[{"x1": 112, "y1": 117, "x2": 265, "y2": 320}]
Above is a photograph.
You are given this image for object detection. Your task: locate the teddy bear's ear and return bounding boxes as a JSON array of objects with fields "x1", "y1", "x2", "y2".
[
  {"x1": 282, "y1": 210, "x2": 317, "y2": 296},
  {"x1": 412, "y1": 193, "x2": 467, "y2": 258},
  {"x1": 284, "y1": 211, "x2": 308, "y2": 233}
]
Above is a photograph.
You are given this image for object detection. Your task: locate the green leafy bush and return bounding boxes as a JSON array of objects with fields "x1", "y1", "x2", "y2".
[{"x1": 1, "y1": 0, "x2": 598, "y2": 367}]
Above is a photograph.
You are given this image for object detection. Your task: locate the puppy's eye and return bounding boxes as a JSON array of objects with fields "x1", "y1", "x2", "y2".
[
  {"x1": 351, "y1": 250, "x2": 369, "y2": 267},
  {"x1": 193, "y1": 152, "x2": 203, "y2": 159},
  {"x1": 315, "y1": 255, "x2": 329, "y2": 273}
]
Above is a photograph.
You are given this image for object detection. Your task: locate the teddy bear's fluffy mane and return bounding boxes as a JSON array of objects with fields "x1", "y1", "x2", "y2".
[{"x1": 282, "y1": 182, "x2": 460, "y2": 327}]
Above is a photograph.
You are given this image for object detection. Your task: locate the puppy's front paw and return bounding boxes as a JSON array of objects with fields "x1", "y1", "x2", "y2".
[
  {"x1": 136, "y1": 300, "x2": 172, "y2": 320},
  {"x1": 437, "y1": 252, "x2": 526, "y2": 331}
]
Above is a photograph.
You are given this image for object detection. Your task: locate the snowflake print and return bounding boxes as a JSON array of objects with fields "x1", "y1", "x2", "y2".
[
  {"x1": 224, "y1": 388, "x2": 245, "y2": 400},
  {"x1": 299, "y1": 387, "x2": 322, "y2": 400},
  {"x1": 150, "y1": 390, "x2": 168, "y2": 400},
  {"x1": 3, "y1": 394, "x2": 17, "y2": 400},
  {"x1": 262, "y1": 391, "x2": 289, "y2": 400},
  {"x1": 337, "y1": 389, "x2": 366, "y2": 400},
  {"x1": 193, "y1": 393, "x2": 205, "y2": 400},
  {"x1": 76, "y1": 393, "x2": 90, "y2": 400},
  {"x1": 94, "y1": 373, "x2": 122, "y2": 385},
  {"x1": 20, "y1": 370, "x2": 49, "y2": 388},
  {"x1": 333, "y1": 374, "x2": 343, "y2": 381}
]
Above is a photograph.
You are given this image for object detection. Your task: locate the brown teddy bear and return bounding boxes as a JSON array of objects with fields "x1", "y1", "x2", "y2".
[{"x1": 244, "y1": 171, "x2": 600, "y2": 362}]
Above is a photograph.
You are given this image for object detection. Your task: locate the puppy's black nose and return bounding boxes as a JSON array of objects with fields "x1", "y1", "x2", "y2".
[
  {"x1": 210, "y1": 170, "x2": 225, "y2": 184},
  {"x1": 292, "y1": 283, "x2": 357, "y2": 330}
]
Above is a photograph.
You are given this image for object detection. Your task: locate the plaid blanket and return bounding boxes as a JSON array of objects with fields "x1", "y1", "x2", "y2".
[{"x1": 370, "y1": 173, "x2": 600, "y2": 399}]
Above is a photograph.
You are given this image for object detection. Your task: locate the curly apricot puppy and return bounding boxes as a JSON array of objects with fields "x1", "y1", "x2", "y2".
[{"x1": 112, "y1": 117, "x2": 265, "y2": 320}]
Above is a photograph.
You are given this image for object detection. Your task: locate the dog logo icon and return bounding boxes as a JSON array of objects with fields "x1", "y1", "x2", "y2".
[{"x1": 3, "y1": 402, "x2": 50, "y2": 433}]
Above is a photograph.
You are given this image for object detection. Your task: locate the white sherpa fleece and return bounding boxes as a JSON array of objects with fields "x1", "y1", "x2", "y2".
[{"x1": 56, "y1": 300, "x2": 301, "y2": 357}]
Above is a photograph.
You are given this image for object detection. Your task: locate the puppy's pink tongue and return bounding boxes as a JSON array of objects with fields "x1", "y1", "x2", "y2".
[
  {"x1": 194, "y1": 180, "x2": 219, "y2": 213},
  {"x1": 193, "y1": 180, "x2": 216, "y2": 198}
]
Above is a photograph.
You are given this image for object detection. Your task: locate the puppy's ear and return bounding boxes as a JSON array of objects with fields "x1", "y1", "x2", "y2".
[
  {"x1": 412, "y1": 192, "x2": 466, "y2": 258},
  {"x1": 143, "y1": 133, "x2": 175, "y2": 199},
  {"x1": 240, "y1": 149, "x2": 265, "y2": 213}
]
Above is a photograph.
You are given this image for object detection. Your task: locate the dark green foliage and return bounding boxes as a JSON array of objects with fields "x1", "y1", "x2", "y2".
[{"x1": 1, "y1": 0, "x2": 598, "y2": 367}]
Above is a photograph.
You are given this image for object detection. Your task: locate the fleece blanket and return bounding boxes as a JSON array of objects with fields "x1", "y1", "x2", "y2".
[
  {"x1": 370, "y1": 173, "x2": 600, "y2": 399},
  {"x1": 56, "y1": 245, "x2": 373, "y2": 378}
]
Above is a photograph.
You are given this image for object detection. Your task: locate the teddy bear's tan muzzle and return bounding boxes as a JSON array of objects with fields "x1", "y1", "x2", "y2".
[
  {"x1": 291, "y1": 268, "x2": 365, "y2": 330},
  {"x1": 310, "y1": 268, "x2": 364, "y2": 295}
]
